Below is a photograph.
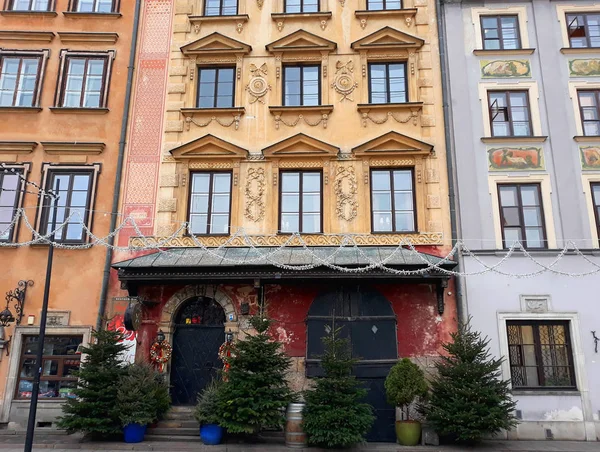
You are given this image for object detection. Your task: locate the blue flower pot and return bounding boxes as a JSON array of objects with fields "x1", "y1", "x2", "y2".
[
  {"x1": 123, "y1": 423, "x2": 147, "y2": 443},
  {"x1": 200, "y1": 424, "x2": 223, "y2": 445}
]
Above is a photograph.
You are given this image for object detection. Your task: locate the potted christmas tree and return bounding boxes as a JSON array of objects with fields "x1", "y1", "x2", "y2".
[
  {"x1": 385, "y1": 358, "x2": 428, "y2": 446},
  {"x1": 194, "y1": 379, "x2": 223, "y2": 445}
]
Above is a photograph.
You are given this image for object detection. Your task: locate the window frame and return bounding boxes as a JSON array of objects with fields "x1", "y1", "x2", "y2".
[
  {"x1": 282, "y1": 64, "x2": 322, "y2": 107},
  {"x1": 4, "y1": 0, "x2": 53, "y2": 11},
  {"x1": 284, "y1": 0, "x2": 319, "y2": 13},
  {"x1": 15, "y1": 335, "x2": 83, "y2": 400},
  {"x1": 367, "y1": 62, "x2": 408, "y2": 104},
  {"x1": 366, "y1": 0, "x2": 402, "y2": 11},
  {"x1": 487, "y1": 89, "x2": 533, "y2": 137},
  {"x1": 203, "y1": 0, "x2": 238, "y2": 16},
  {"x1": 480, "y1": 14, "x2": 522, "y2": 51},
  {"x1": 506, "y1": 320, "x2": 577, "y2": 390},
  {"x1": 196, "y1": 66, "x2": 236, "y2": 109},
  {"x1": 591, "y1": 182, "x2": 600, "y2": 247},
  {"x1": 0, "y1": 54, "x2": 44, "y2": 108},
  {"x1": 497, "y1": 183, "x2": 547, "y2": 250},
  {"x1": 0, "y1": 49, "x2": 49, "y2": 108},
  {"x1": 566, "y1": 12, "x2": 600, "y2": 48},
  {"x1": 577, "y1": 89, "x2": 600, "y2": 136},
  {"x1": 0, "y1": 164, "x2": 29, "y2": 243},
  {"x1": 55, "y1": 50, "x2": 115, "y2": 109},
  {"x1": 369, "y1": 168, "x2": 417, "y2": 234},
  {"x1": 278, "y1": 170, "x2": 323, "y2": 234},
  {"x1": 69, "y1": 0, "x2": 119, "y2": 13},
  {"x1": 187, "y1": 171, "x2": 233, "y2": 236}
]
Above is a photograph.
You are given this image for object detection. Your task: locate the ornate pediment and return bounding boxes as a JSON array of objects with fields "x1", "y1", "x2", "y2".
[
  {"x1": 262, "y1": 133, "x2": 339, "y2": 158},
  {"x1": 351, "y1": 26, "x2": 424, "y2": 51},
  {"x1": 180, "y1": 32, "x2": 252, "y2": 56},
  {"x1": 352, "y1": 131, "x2": 433, "y2": 157},
  {"x1": 169, "y1": 134, "x2": 249, "y2": 159},
  {"x1": 266, "y1": 29, "x2": 337, "y2": 53}
]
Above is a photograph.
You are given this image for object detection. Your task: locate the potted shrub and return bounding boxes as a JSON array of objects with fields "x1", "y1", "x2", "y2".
[
  {"x1": 194, "y1": 379, "x2": 223, "y2": 445},
  {"x1": 117, "y1": 363, "x2": 168, "y2": 443},
  {"x1": 385, "y1": 358, "x2": 428, "y2": 446}
]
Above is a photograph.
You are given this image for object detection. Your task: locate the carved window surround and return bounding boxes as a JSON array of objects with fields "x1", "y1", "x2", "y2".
[
  {"x1": 0, "y1": 31, "x2": 54, "y2": 42},
  {"x1": 57, "y1": 32, "x2": 119, "y2": 44},
  {"x1": 271, "y1": 12, "x2": 333, "y2": 32},
  {"x1": 357, "y1": 102, "x2": 423, "y2": 128},
  {"x1": 181, "y1": 107, "x2": 246, "y2": 131},
  {"x1": 188, "y1": 14, "x2": 250, "y2": 35},
  {"x1": 268, "y1": 105, "x2": 334, "y2": 129},
  {"x1": 0, "y1": 48, "x2": 50, "y2": 108},
  {"x1": 355, "y1": 9, "x2": 417, "y2": 30}
]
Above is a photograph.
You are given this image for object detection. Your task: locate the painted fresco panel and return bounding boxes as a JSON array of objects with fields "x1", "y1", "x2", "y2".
[
  {"x1": 488, "y1": 147, "x2": 544, "y2": 171},
  {"x1": 480, "y1": 60, "x2": 531, "y2": 78}
]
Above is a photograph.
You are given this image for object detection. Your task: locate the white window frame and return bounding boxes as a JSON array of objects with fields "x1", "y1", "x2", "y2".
[
  {"x1": 581, "y1": 174, "x2": 600, "y2": 248},
  {"x1": 556, "y1": 4, "x2": 600, "y2": 50}
]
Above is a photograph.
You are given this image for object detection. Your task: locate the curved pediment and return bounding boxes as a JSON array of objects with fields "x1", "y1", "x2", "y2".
[
  {"x1": 262, "y1": 133, "x2": 339, "y2": 158},
  {"x1": 266, "y1": 30, "x2": 337, "y2": 53},
  {"x1": 351, "y1": 26, "x2": 424, "y2": 51},
  {"x1": 169, "y1": 134, "x2": 249, "y2": 159},
  {"x1": 181, "y1": 32, "x2": 252, "y2": 56},
  {"x1": 352, "y1": 131, "x2": 433, "y2": 157}
]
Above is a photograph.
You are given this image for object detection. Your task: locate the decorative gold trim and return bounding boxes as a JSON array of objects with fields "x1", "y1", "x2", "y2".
[
  {"x1": 0, "y1": 141, "x2": 37, "y2": 154},
  {"x1": 188, "y1": 14, "x2": 249, "y2": 34},
  {"x1": 41, "y1": 142, "x2": 105, "y2": 155},
  {"x1": 481, "y1": 136, "x2": 548, "y2": 144},
  {"x1": 180, "y1": 107, "x2": 245, "y2": 131},
  {"x1": 473, "y1": 49, "x2": 535, "y2": 56},
  {"x1": 57, "y1": 32, "x2": 119, "y2": 44},
  {"x1": 0, "y1": 30, "x2": 54, "y2": 42},
  {"x1": 356, "y1": 103, "x2": 422, "y2": 127},
  {"x1": 268, "y1": 105, "x2": 334, "y2": 129}
]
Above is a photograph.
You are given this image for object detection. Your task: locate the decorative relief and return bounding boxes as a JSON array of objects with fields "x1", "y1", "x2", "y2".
[
  {"x1": 189, "y1": 161, "x2": 234, "y2": 169},
  {"x1": 520, "y1": 295, "x2": 550, "y2": 313},
  {"x1": 244, "y1": 168, "x2": 266, "y2": 222},
  {"x1": 427, "y1": 195, "x2": 441, "y2": 209},
  {"x1": 273, "y1": 113, "x2": 329, "y2": 129},
  {"x1": 185, "y1": 115, "x2": 241, "y2": 130},
  {"x1": 339, "y1": 0, "x2": 345, "y2": 6},
  {"x1": 360, "y1": 110, "x2": 420, "y2": 127},
  {"x1": 580, "y1": 146, "x2": 600, "y2": 169},
  {"x1": 246, "y1": 63, "x2": 270, "y2": 104},
  {"x1": 480, "y1": 60, "x2": 531, "y2": 78},
  {"x1": 160, "y1": 174, "x2": 179, "y2": 187},
  {"x1": 334, "y1": 166, "x2": 358, "y2": 222},
  {"x1": 257, "y1": 0, "x2": 264, "y2": 7},
  {"x1": 158, "y1": 198, "x2": 177, "y2": 212},
  {"x1": 370, "y1": 159, "x2": 415, "y2": 167},
  {"x1": 569, "y1": 59, "x2": 600, "y2": 77},
  {"x1": 331, "y1": 60, "x2": 358, "y2": 102},
  {"x1": 278, "y1": 160, "x2": 324, "y2": 168},
  {"x1": 130, "y1": 232, "x2": 445, "y2": 248},
  {"x1": 488, "y1": 147, "x2": 544, "y2": 171}
]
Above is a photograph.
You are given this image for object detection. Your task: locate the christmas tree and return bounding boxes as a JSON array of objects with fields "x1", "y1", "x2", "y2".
[
  {"x1": 302, "y1": 325, "x2": 374, "y2": 448},
  {"x1": 57, "y1": 329, "x2": 128, "y2": 438},
  {"x1": 215, "y1": 316, "x2": 292, "y2": 434},
  {"x1": 421, "y1": 321, "x2": 518, "y2": 443}
]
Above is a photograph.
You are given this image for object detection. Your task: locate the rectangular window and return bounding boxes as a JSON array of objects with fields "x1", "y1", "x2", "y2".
[
  {"x1": 507, "y1": 321, "x2": 576, "y2": 389},
  {"x1": 197, "y1": 67, "x2": 235, "y2": 108},
  {"x1": 40, "y1": 170, "x2": 94, "y2": 243},
  {"x1": 488, "y1": 90, "x2": 532, "y2": 137},
  {"x1": 498, "y1": 183, "x2": 546, "y2": 249},
  {"x1": 366, "y1": 0, "x2": 401, "y2": 11},
  {"x1": 16, "y1": 335, "x2": 83, "y2": 399},
  {"x1": 72, "y1": 0, "x2": 116, "y2": 12},
  {"x1": 371, "y1": 169, "x2": 415, "y2": 233},
  {"x1": 0, "y1": 167, "x2": 23, "y2": 242},
  {"x1": 567, "y1": 13, "x2": 600, "y2": 48},
  {"x1": 204, "y1": 0, "x2": 237, "y2": 16},
  {"x1": 480, "y1": 15, "x2": 521, "y2": 50},
  {"x1": 284, "y1": 0, "x2": 318, "y2": 13},
  {"x1": 189, "y1": 172, "x2": 232, "y2": 235},
  {"x1": 0, "y1": 55, "x2": 42, "y2": 107},
  {"x1": 6, "y1": 0, "x2": 51, "y2": 10},
  {"x1": 369, "y1": 63, "x2": 407, "y2": 104},
  {"x1": 283, "y1": 65, "x2": 320, "y2": 107},
  {"x1": 577, "y1": 90, "x2": 600, "y2": 136},
  {"x1": 592, "y1": 183, "x2": 600, "y2": 246},
  {"x1": 60, "y1": 56, "x2": 108, "y2": 108},
  {"x1": 279, "y1": 171, "x2": 322, "y2": 233}
]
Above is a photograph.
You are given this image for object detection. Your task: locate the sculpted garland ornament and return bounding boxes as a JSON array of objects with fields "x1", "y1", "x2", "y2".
[
  {"x1": 246, "y1": 63, "x2": 270, "y2": 104},
  {"x1": 334, "y1": 166, "x2": 359, "y2": 221},
  {"x1": 332, "y1": 60, "x2": 358, "y2": 102},
  {"x1": 244, "y1": 168, "x2": 266, "y2": 222}
]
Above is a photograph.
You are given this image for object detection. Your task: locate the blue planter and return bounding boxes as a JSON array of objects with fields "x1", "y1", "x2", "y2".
[
  {"x1": 200, "y1": 424, "x2": 223, "y2": 445},
  {"x1": 123, "y1": 423, "x2": 147, "y2": 443}
]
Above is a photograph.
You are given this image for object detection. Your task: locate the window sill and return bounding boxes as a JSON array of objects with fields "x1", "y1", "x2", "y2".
[
  {"x1": 268, "y1": 105, "x2": 333, "y2": 129},
  {"x1": 0, "y1": 10, "x2": 57, "y2": 17},
  {"x1": 574, "y1": 135, "x2": 600, "y2": 142},
  {"x1": 49, "y1": 107, "x2": 109, "y2": 114},
  {"x1": 188, "y1": 14, "x2": 249, "y2": 33},
  {"x1": 354, "y1": 9, "x2": 417, "y2": 29},
  {"x1": 271, "y1": 12, "x2": 332, "y2": 31},
  {"x1": 511, "y1": 390, "x2": 579, "y2": 396},
  {"x1": 180, "y1": 107, "x2": 245, "y2": 131},
  {"x1": 0, "y1": 106, "x2": 42, "y2": 113},
  {"x1": 356, "y1": 102, "x2": 423, "y2": 128},
  {"x1": 481, "y1": 136, "x2": 548, "y2": 144},
  {"x1": 560, "y1": 47, "x2": 600, "y2": 55},
  {"x1": 473, "y1": 48, "x2": 536, "y2": 56},
  {"x1": 62, "y1": 12, "x2": 122, "y2": 19}
]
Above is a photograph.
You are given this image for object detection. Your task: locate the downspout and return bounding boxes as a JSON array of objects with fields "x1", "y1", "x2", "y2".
[
  {"x1": 435, "y1": 0, "x2": 468, "y2": 323},
  {"x1": 96, "y1": 0, "x2": 143, "y2": 330}
]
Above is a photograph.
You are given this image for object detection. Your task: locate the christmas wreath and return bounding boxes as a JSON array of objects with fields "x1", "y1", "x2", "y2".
[
  {"x1": 218, "y1": 341, "x2": 236, "y2": 378},
  {"x1": 150, "y1": 341, "x2": 172, "y2": 372}
]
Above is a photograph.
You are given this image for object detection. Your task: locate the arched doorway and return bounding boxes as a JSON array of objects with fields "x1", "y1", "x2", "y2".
[
  {"x1": 170, "y1": 296, "x2": 225, "y2": 405},
  {"x1": 306, "y1": 285, "x2": 397, "y2": 442}
]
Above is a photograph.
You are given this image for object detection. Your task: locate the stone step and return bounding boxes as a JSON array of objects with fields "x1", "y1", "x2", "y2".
[
  {"x1": 155, "y1": 420, "x2": 199, "y2": 429},
  {"x1": 147, "y1": 427, "x2": 199, "y2": 436},
  {"x1": 144, "y1": 434, "x2": 203, "y2": 443}
]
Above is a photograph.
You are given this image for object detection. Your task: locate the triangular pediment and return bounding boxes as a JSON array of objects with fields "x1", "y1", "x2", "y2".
[
  {"x1": 351, "y1": 26, "x2": 424, "y2": 51},
  {"x1": 352, "y1": 131, "x2": 433, "y2": 157},
  {"x1": 170, "y1": 134, "x2": 249, "y2": 159},
  {"x1": 266, "y1": 30, "x2": 337, "y2": 53},
  {"x1": 181, "y1": 32, "x2": 251, "y2": 55},
  {"x1": 262, "y1": 133, "x2": 339, "y2": 158}
]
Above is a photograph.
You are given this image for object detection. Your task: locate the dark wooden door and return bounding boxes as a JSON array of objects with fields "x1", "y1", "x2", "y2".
[
  {"x1": 170, "y1": 297, "x2": 225, "y2": 406},
  {"x1": 306, "y1": 286, "x2": 397, "y2": 442}
]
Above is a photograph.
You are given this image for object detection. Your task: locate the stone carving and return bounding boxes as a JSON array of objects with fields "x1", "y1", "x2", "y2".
[
  {"x1": 488, "y1": 147, "x2": 544, "y2": 171},
  {"x1": 185, "y1": 115, "x2": 241, "y2": 130},
  {"x1": 246, "y1": 63, "x2": 270, "y2": 104},
  {"x1": 331, "y1": 60, "x2": 358, "y2": 102},
  {"x1": 580, "y1": 146, "x2": 600, "y2": 169},
  {"x1": 274, "y1": 113, "x2": 329, "y2": 129},
  {"x1": 334, "y1": 166, "x2": 358, "y2": 222},
  {"x1": 361, "y1": 110, "x2": 420, "y2": 127},
  {"x1": 257, "y1": 0, "x2": 264, "y2": 8},
  {"x1": 520, "y1": 295, "x2": 550, "y2": 313},
  {"x1": 339, "y1": 0, "x2": 345, "y2": 6},
  {"x1": 480, "y1": 60, "x2": 531, "y2": 78},
  {"x1": 569, "y1": 59, "x2": 600, "y2": 77},
  {"x1": 244, "y1": 168, "x2": 266, "y2": 222}
]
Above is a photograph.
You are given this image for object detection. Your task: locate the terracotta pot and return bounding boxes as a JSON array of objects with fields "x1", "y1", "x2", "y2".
[{"x1": 395, "y1": 420, "x2": 421, "y2": 446}]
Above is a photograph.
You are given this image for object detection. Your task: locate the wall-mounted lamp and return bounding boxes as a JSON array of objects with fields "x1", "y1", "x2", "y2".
[
  {"x1": 2, "y1": 280, "x2": 34, "y2": 327},
  {"x1": 156, "y1": 329, "x2": 166, "y2": 344},
  {"x1": 225, "y1": 329, "x2": 234, "y2": 343},
  {"x1": 592, "y1": 331, "x2": 599, "y2": 354}
]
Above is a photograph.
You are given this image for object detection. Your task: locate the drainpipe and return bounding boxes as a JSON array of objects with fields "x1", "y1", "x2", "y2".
[
  {"x1": 435, "y1": 0, "x2": 468, "y2": 324},
  {"x1": 96, "y1": 0, "x2": 143, "y2": 330}
]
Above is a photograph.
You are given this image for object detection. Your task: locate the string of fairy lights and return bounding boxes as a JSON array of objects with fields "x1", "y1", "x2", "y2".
[{"x1": 2, "y1": 163, "x2": 600, "y2": 279}]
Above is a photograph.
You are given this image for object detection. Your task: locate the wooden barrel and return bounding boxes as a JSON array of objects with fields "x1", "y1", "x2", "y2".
[{"x1": 285, "y1": 402, "x2": 306, "y2": 448}]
